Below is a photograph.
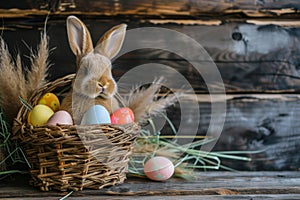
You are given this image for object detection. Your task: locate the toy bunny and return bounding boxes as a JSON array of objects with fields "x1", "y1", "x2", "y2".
[
  {"x1": 61, "y1": 15, "x2": 181, "y2": 124},
  {"x1": 61, "y1": 16, "x2": 126, "y2": 124}
]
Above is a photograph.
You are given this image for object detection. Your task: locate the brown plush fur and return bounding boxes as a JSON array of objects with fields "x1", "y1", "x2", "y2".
[{"x1": 60, "y1": 16, "x2": 126, "y2": 124}]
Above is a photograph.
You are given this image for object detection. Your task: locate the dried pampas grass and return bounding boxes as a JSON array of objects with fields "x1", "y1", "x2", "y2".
[
  {"x1": 126, "y1": 77, "x2": 182, "y2": 123},
  {"x1": 27, "y1": 33, "x2": 50, "y2": 94},
  {"x1": 0, "y1": 32, "x2": 50, "y2": 126},
  {"x1": 0, "y1": 18, "x2": 50, "y2": 177},
  {"x1": 0, "y1": 39, "x2": 27, "y2": 126}
]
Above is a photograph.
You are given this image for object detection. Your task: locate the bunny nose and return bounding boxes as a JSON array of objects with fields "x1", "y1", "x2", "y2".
[
  {"x1": 100, "y1": 87, "x2": 104, "y2": 93},
  {"x1": 97, "y1": 82, "x2": 104, "y2": 93}
]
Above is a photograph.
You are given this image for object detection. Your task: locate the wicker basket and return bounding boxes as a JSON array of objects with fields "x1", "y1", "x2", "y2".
[{"x1": 12, "y1": 74, "x2": 140, "y2": 191}]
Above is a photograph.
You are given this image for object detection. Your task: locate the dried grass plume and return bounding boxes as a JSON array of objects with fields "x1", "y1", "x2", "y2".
[
  {"x1": 126, "y1": 78, "x2": 183, "y2": 123},
  {"x1": 0, "y1": 32, "x2": 50, "y2": 126}
]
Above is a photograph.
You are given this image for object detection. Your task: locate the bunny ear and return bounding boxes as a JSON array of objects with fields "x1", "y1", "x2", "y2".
[
  {"x1": 66, "y1": 16, "x2": 93, "y2": 56},
  {"x1": 95, "y1": 24, "x2": 127, "y2": 59}
]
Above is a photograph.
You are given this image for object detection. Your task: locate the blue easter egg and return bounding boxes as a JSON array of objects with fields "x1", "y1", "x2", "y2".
[{"x1": 81, "y1": 105, "x2": 111, "y2": 125}]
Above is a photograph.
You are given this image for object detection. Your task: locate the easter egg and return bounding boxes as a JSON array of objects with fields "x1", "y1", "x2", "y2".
[
  {"x1": 47, "y1": 110, "x2": 73, "y2": 126},
  {"x1": 110, "y1": 107, "x2": 134, "y2": 125},
  {"x1": 81, "y1": 105, "x2": 111, "y2": 125},
  {"x1": 30, "y1": 104, "x2": 54, "y2": 126},
  {"x1": 144, "y1": 156, "x2": 174, "y2": 181},
  {"x1": 38, "y1": 93, "x2": 60, "y2": 112}
]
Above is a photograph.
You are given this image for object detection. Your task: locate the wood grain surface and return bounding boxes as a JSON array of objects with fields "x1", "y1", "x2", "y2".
[
  {"x1": 0, "y1": 172, "x2": 299, "y2": 199},
  {"x1": 152, "y1": 94, "x2": 300, "y2": 171},
  {"x1": 1, "y1": 0, "x2": 300, "y2": 19}
]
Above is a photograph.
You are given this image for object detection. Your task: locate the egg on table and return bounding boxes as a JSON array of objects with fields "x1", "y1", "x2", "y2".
[
  {"x1": 81, "y1": 105, "x2": 111, "y2": 125},
  {"x1": 110, "y1": 107, "x2": 134, "y2": 125},
  {"x1": 38, "y1": 93, "x2": 60, "y2": 112},
  {"x1": 30, "y1": 104, "x2": 54, "y2": 126},
  {"x1": 47, "y1": 110, "x2": 73, "y2": 126},
  {"x1": 144, "y1": 156, "x2": 175, "y2": 181}
]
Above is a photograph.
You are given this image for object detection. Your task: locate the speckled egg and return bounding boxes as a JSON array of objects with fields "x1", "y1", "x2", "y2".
[
  {"x1": 47, "y1": 110, "x2": 73, "y2": 126},
  {"x1": 144, "y1": 156, "x2": 174, "y2": 181},
  {"x1": 81, "y1": 105, "x2": 111, "y2": 125},
  {"x1": 38, "y1": 93, "x2": 60, "y2": 112},
  {"x1": 110, "y1": 107, "x2": 134, "y2": 125}
]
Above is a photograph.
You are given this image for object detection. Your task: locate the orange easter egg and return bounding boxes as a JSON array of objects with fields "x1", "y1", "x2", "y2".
[
  {"x1": 110, "y1": 107, "x2": 134, "y2": 125},
  {"x1": 38, "y1": 93, "x2": 60, "y2": 112}
]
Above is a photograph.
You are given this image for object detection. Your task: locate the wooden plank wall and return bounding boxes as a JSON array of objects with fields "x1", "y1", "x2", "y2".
[
  {"x1": 0, "y1": 0, "x2": 300, "y2": 171},
  {"x1": 2, "y1": 0, "x2": 300, "y2": 18}
]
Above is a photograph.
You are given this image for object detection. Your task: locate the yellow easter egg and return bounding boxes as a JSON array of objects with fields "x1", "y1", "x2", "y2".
[
  {"x1": 30, "y1": 104, "x2": 54, "y2": 127},
  {"x1": 38, "y1": 93, "x2": 60, "y2": 112}
]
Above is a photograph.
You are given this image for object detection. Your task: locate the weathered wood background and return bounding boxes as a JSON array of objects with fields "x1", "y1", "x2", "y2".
[{"x1": 1, "y1": 0, "x2": 300, "y2": 171}]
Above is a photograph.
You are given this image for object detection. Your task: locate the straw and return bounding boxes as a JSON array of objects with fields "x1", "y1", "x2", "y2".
[
  {"x1": 129, "y1": 114, "x2": 260, "y2": 180},
  {"x1": 0, "y1": 110, "x2": 28, "y2": 178}
]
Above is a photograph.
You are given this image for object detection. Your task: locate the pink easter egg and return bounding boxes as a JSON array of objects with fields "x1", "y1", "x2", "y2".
[
  {"x1": 144, "y1": 156, "x2": 174, "y2": 181},
  {"x1": 110, "y1": 107, "x2": 134, "y2": 125},
  {"x1": 47, "y1": 110, "x2": 73, "y2": 126}
]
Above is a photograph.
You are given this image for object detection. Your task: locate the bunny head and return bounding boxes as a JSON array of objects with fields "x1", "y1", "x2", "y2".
[{"x1": 67, "y1": 16, "x2": 126, "y2": 99}]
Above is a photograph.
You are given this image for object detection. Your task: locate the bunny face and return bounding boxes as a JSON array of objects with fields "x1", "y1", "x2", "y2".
[{"x1": 73, "y1": 53, "x2": 116, "y2": 99}]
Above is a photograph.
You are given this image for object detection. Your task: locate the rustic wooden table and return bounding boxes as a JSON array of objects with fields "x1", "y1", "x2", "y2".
[{"x1": 1, "y1": 171, "x2": 299, "y2": 199}]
